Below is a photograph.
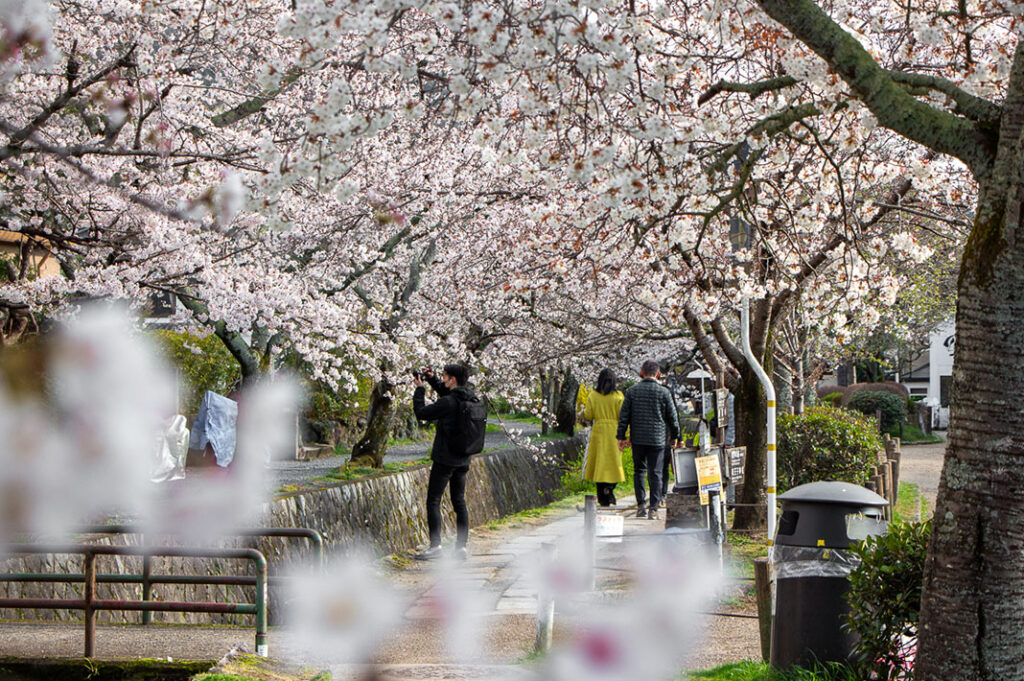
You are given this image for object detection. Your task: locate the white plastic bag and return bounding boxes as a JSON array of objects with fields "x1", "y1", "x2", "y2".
[{"x1": 152, "y1": 414, "x2": 188, "y2": 482}]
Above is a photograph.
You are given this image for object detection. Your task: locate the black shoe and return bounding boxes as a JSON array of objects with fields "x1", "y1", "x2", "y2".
[
  {"x1": 414, "y1": 546, "x2": 443, "y2": 561},
  {"x1": 648, "y1": 508, "x2": 660, "y2": 520},
  {"x1": 635, "y1": 506, "x2": 647, "y2": 518}
]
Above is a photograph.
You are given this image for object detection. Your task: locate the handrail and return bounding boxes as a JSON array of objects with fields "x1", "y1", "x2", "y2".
[
  {"x1": 0, "y1": 544, "x2": 268, "y2": 658},
  {"x1": 71, "y1": 524, "x2": 324, "y2": 624}
]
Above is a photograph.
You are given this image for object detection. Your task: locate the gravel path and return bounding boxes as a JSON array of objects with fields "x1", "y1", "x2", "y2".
[{"x1": 271, "y1": 419, "x2": 541, "y2": 489}]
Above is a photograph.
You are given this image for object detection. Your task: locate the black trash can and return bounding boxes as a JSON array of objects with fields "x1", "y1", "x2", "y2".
[{"x1": 770, "y1": 481, "x2": 888, "y2": 669}]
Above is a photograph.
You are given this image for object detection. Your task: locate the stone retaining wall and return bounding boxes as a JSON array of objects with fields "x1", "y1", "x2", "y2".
[{"x1": 0, "y1": 435, "x2": 583, "y2": 624}]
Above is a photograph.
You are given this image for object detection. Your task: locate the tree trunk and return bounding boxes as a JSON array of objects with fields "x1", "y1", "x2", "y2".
[
  {"x1": 733, "y1": 364, "x2": 767, "y2": 530},
  {"x1": 554, "y1": 369, "x2": 579, "y2": 436},
  {"x1": 793, "y1": 351, "x2": 806, "y2": 415},
  {"x1": 348, "y1": 377, "x2": 395, "y2": 468},
  {"x1": 774, "y1": 360, "x2": 793, "y2": 416},
  {"x1": 916, "y1": 45, "x2": 1024, "y2": 681}
]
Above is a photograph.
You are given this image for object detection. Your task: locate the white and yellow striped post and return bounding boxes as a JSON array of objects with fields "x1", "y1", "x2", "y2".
[{"x1": 741, "y1": 297, "x2": 777, "y2": 543}]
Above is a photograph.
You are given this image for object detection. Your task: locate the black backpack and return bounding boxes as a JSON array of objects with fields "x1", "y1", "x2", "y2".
[{"x1": 449, "y1": 393, "x2": 488, "y2": 456}]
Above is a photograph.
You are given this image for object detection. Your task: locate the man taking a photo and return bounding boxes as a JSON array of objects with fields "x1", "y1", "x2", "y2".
[{"x1": 412, "y1": 364, "x2": 486, "y2": 560}]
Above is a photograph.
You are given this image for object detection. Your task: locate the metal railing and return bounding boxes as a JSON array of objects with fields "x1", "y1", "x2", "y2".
[
  {"x1": 0, "y1": 543, "x2": 268, "y2": 658},
  {"x1": 73, "y1": 524, "x2": 324, "y2": 624},
  {"x1": 0, "y1": 525, "x2": 325, "y2": 658}
]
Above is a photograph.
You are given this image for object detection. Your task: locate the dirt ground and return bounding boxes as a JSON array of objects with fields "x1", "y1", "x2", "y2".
[{"x1": 896, "y1": 436, "x2": 946, "y2": 514}]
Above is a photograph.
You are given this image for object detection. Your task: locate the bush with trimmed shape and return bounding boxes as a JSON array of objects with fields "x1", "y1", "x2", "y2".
[
  {"x1": 847, "y1": 391, "x2": 906, "y2": 429},
  {"x1": 778, "y1": 405, "x2": 882, "y2": 490},
  {"x1": 841, "y1": 381, "x2": 909, "y2": 405}
]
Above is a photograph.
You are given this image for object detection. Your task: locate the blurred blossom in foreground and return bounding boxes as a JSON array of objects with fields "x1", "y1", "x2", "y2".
[
  {"x1": 538, "y1": 531, "x2": 723, "y2": 681},
  {"x1": 0, "y1": 305, "x2": 300, "y2": 551},
  {"x1": 425, "y1": 556, "x2": 493, "y2": 663},
  {"x1": 279, "y1": 550, "x2": 408, "y2": 665},
  {"x1": 0, "y1": 306, "x2": 175, "y2": 548},
  {"x1": 141, "y1": 376, "x2": 300, "y2": 545}
]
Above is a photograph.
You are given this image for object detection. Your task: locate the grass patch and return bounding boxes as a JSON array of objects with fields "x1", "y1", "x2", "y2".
[
  {"x1": 685, "y1": 660, "x2": 858, "y2": 681},
  {"x1": 493, "y1": 411, "x2": 543, "y2": 426},
  {"x1": 894, "y1": 481, "x2": 924, "y2": 522},
  {"x1": 314, "y1": 458, "x2": 431, "y2": 484},
  {"x1": 725, "y1": 530, "x2": 769, "y2": 581},
  {"x1": 883, "y1": 423, "x2": 942, "y2": 444}
]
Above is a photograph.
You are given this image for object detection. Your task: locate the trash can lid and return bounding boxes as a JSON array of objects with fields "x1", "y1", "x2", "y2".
[{"x1": 778, "y1": 480, "x2": 888, "y2": 507}]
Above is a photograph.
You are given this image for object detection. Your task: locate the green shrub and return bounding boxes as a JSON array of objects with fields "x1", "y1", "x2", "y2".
[
  {"x1": 307, "y1": 374, "x2": 373, "y2": 421},
  {"x1": 847, "y1": 391, "x2": 906, "y2": 429},
  {"x1": 152, "y1": 330, "x2": 241, "y2": 416},
  {"x1": 777, "y1": 405, "x2": 882, "y2": 490},
  {"x1": 846, "y1": 519, "x2": 931, "y2": 680},
  {"x1": 841, "y1": 381, "x2": 909, "y2": 404},
  {"x1": 823, "y1": 391, "x2": 843, "y2": 406}
]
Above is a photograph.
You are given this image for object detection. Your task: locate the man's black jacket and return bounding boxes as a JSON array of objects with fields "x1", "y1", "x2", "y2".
[{"x1": 413, "y1": 374, "x2": 477, "y2": 467}]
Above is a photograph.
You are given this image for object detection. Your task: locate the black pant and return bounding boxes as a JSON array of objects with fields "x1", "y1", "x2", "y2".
[
  {"x1": 662, "y1": 443, "x2": 673, "y2": 498},
  {"x1": 632, "y1": 444, "x2": 664, "y2": 511},
  {"x1": 596, "y1": 482, "x2": 617, "y2": 507},
  {"x1": 426, "y1": 462, "x2": 470, "y2": 549}
]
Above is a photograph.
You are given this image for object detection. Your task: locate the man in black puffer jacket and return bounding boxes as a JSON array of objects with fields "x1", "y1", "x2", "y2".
[
  {"x1": 617, "y1": 359, "x2": 681, "y2": 520},
  {"x1": 412, "y1": 363, "x2": 476, "y2": 560}
]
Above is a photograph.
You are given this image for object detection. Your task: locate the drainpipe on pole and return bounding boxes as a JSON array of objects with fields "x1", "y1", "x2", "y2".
[{"x1": 741, "y1": 297, "x2": 777, "y2": 543}]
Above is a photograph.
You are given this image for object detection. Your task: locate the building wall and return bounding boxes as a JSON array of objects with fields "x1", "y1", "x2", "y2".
[
  {"x1": 928, "y1": 320, "x2": 956, "y2": 405},
  {"x1": 0, "y1": 232, "x2": 61, "y2": 279}
]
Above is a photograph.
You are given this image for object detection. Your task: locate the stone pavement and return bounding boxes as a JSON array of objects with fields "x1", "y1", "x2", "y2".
[
  {"x1": 405, "y1": 511, "x2": 591, "y2": 619},
  {"x1": 0, "y1": 494, "x2": 752, "y2": 679}
]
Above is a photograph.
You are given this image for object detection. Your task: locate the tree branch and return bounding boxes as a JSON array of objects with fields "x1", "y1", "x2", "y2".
[
  {"x1": 0, "y1": 43, "x2": 137, "y2": 158},
  {"x1": 176, "y1": 293, "x2": 261, "y2": 380},
  {"x1": 698, "y1": 75, "x2": 799, "y2": 105},
  {"x1": 887, "y1": 70, "x2": 1001, "y2": 125},
  {"x1": 754, "y1": 0, "x2": 996, "y2": 177}
]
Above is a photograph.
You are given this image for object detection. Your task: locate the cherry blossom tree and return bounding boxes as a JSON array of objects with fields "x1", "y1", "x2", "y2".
[
  {"x1": 5, "y1": 2, "x2": 1024, "y2": 674},
  {"x1": 412, "y1": 0, "x2": 1016, "y2": 676}
]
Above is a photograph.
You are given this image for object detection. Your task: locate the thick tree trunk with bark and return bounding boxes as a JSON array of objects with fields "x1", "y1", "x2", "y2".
[
  {"x1": 773, "y1": 361, "x2": 793, "y2": 416},
  {"x1": 554, "y1": 369, "x2": 579, "y2": 436},
  {"x1": 348, "y1": 377, "x2": 396, "y2": 468},
  {"x1": 916, "y1": 46, "x2": 1024, "y2": 681},
  {"x1": 733, "y1": 364, "x2": 768, "y2": 530}
]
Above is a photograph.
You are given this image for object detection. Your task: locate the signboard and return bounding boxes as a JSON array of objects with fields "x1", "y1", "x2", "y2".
[
  {"x1": 727, "y1": 447, "x2": 746, "y2": 485},
  {"x1": 696, "y1": 454, "x2": 723, "y2": 505},
  {"x1": 595, "y1": 513, "x2": 624, "y2": 543},
  {"x1": 715, "y1": 388, "x2": 729, "y2": 425}
]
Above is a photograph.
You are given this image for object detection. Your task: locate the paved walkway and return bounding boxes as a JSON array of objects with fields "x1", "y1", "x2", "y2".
[{"x1": 0, "y1": 495, "x2": 759, "y2": 678}]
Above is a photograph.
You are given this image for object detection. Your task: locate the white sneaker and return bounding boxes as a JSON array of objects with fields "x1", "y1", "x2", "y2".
[{"x1": 414, "y1": 545, "x2": 443, "y2": 561}]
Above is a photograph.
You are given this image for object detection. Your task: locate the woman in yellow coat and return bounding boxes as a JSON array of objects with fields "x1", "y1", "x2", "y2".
[{"x1": 583, "y1": 368, "x2": 625, "y2": 506}]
